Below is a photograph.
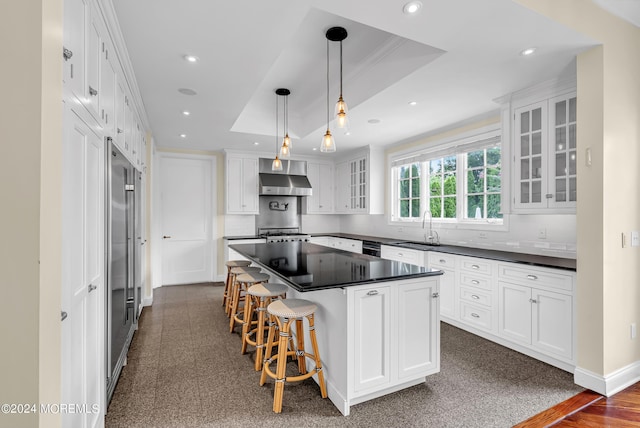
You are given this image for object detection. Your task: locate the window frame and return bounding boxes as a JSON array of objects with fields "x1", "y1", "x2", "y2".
[{"x1": 389, "y1": 128, "x2": 507, "y2": 231}]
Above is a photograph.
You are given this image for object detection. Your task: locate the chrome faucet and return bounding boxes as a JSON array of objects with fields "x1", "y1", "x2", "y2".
[{"x1": 422, "y1": 210, "x2": 440, "y2": 245}]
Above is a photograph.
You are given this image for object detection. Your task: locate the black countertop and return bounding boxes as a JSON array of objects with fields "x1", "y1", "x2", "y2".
[
  {"x1": 229, "y1": 241, "x2": 442, "y2": 292},
  {"x1": 224, "y1": 232, "x2": 576, "y2": 271}
]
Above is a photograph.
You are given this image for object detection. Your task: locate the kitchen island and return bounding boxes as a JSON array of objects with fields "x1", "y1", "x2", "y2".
[{"x1": 229, "y1": 241, "x2": 443, "y2": 416}]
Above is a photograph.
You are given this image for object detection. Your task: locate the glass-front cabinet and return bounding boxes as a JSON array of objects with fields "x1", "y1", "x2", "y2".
[{"x1": 513, "y1": 91, "x2": 576, "y2": 212}]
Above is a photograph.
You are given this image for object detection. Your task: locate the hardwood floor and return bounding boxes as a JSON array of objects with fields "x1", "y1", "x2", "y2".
[{"x1": 515, "y1": 382, "x2": 640, "y2": 427}]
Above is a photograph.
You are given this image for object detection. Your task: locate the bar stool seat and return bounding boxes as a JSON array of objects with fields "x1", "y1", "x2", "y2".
[
  {"x1": 230, "y1": 272, "x2": 270, "y2": 333},
  {"x1": 223, "y1": 260, "x2": 251, "y2": 312},
  {"x1": 260, "y1": 299, "x2": 327, "y2": 413},
  {"x1": 225, "y1": 266, "x2": 261, "y2": 317},
  {"x1": 241, "y1": 282, "x2": 288, "y2": 371}
]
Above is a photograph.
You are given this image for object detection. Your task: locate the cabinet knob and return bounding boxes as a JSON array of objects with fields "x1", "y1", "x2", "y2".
[
  {"x1": 526, "y1": 274, "x2": 538, "y2": 280},
  {"x1": 366, "y1": 290, "x2": 378, "y2": 296},
  {"x1": 432, "y1": 292, "x2": 439, "y2": 298},
  {"x1": 471, "y1": 294, "x2": 480, "y2": 300},
  {"x1": 61, "y1": 311, "x2": 68, "y2": 322},
  {"x1": 63, "y1": 47, "x2": 73, "y2": 61},
  {"x1": 529, "y1": 298, "x2": 538, "y2": 304},
  {"x1": 88, "y1": 284, "x2": 97, "y2": 293},
  {"x1": 439, "y1": 259, "x2": 446, "y2": 264},
  {"x1": 89, "y1": 86, "x2": 98, "y2": 96},
  {"x1": 163, "y1": 235, "x2": 172, "y2": 239},
  {"x1": 471, "y1": 313, "x2": 480, "y2": 318},
  {"x1": 471, "y1": 280, "x2": 480, "y2": 285},
  {"x1": 471, "y1": 264, "x2": 480, "y2": 270}
]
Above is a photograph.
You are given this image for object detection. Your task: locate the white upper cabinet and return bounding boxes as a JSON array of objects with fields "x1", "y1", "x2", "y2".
[
  {"x1": 85, "y1": 7, "x2": 102, "y2": 121},
  {"x1": 335, "y1": 146, "x2": 384, "y2": 214},
  {"x1": 506, "y1": 78, "x2": 577, "y2": 213},
  {"x1": 305, "y1": 161, "x2": 334, "y2": 214},
  {"x1": 99, "y1": 36, "x2": 116, "y2": 136},
  {"x1": 226, "y1": 154, "x2": 259, "y2": 214},
  {"x1": 62, "y1": 0, "x2": 87, "y2": 101}
]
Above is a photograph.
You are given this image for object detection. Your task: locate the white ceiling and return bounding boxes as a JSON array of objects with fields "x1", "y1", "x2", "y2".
[{"x1": 111, "y1": 0, "x2": 603, "y2": 158}]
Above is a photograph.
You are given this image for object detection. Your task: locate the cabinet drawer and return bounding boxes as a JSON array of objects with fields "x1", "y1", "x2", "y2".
[
  {"x1": 460, "y1": 302, "x2": 492, "y2": 331},
  {"x1": 497, "y1": 263, "x2": 573, "y2": 292},
  {"x1": 429, "y1": 252, "x2": 456, "y2": 268},
  {"x1": 459, "y1": 257, "x2": 493, "y2": 275},
  {"x1": 459, "y1": 272, "x2": 492, "y2": 291},
  {"x1": 381, "y1": 246, "x2": 424, "y2": 266},
  {"x1": 459, "y1": 286, "x2": 492, "y2": 308}
]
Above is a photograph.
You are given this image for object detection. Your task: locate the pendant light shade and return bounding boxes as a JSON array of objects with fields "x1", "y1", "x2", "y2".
[
  {"x1": 276, "y1": 88, "x2": 291, "y2": 159},
  {"x1": 272, "y1": 90, "x2": 283, "y2": 171},
  {"x1": 327, "y1": 26, "x2": 348, "y2": 129}
]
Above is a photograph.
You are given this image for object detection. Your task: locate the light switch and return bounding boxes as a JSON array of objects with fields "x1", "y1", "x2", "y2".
[
  {"x1": 537, "y1": 228, "x2": 547, "y2": 239},
  {"x1": 631, "y1": 231, "x2": 639, "y2": 247}
]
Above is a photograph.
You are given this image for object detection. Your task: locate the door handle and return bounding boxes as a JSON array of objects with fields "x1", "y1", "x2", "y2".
[
  {"x1": 61, "y1": 311, "x2": 68, "y2": 322},
  {"x1": 88, "y1": 284, "x2": 97, "y2": 293},
  {"x1": 163, "y1": 235, "x2": 172, "y2": 239}
]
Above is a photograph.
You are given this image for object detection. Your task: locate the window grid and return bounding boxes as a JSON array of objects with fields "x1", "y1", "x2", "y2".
[
  {"x1": 464, "y1": 147, "x2": 502, "y2": 220},
  {"x1": 398, "y1": 163, "x2": 421, "y2": 219}
]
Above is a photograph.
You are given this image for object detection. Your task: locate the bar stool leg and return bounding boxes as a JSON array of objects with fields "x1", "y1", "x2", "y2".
[
  {"x1": 273, "y1": 317, "x2": 292, "y2": 413},
  {"x1": 240, "y1": 294, "x2": 255, "y2": 354},
  {"x1": 295, "y1": 319, "x2": 307, "y2": 375},
  {"x1": 222, "y1": 266, "x2": 231, "y2": 309},
  {"x1": 259, "y1": 315, "x2": 276, "y2": 386},
  {"x1": 229, "y1": 281, "x2": 242, "y2": 332},
  {"x1": 253, "y1": 296, "x2": 268, "y2": 371},
  {"x1": 308, "y1": 313, "x2": 327, "y2": 398}
]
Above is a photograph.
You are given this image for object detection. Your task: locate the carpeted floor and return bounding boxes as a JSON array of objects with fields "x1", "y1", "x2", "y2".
[{"x1": 106, "y1": 282, "x2": 583, "y2": 427}]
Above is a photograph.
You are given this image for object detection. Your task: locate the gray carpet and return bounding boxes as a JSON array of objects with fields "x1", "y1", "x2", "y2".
[{"x1": 106, "y1": 283, "x2": 583, "y2": 427}]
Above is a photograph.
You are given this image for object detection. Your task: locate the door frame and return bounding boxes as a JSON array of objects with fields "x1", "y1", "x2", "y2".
[{"x1": 151, "y1": 151, "x2": 217, "y2": 288}]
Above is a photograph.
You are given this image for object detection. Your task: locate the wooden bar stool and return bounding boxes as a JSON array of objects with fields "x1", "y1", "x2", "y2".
[
  {"x1": 225, "y1": 266, "x2": 261, "y2": 317},
  {"x1": 229, "y1": 272, "x2": 270, "y2": 333},
  {"x1": 260, "y1": 299, "x2": 327, "y2": 413},
  {"x1": 223, "y1": 260, "x2": 251, "y2": 313},
  {"x1": 241, "y1": 281, "x2": 288, "y2": 371}
]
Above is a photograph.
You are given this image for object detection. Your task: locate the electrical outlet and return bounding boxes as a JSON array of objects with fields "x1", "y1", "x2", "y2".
[
  {"x1": 631, "y1": 231, "x2": 639, "y2": 247},
  {"x1": 632, "y1": 323, "x2": 637, "y2": 339},
  {"x1": 478, "y1": 232, "x2": 487, "y2": 239},
  {"x1": 537, "y1": 228, "x2": 547, "y2": 239},
  {"x1": 398, "y1": 227, "x2": 403, "y2": 233}
]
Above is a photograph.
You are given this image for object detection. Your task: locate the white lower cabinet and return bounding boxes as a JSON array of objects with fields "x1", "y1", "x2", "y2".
[
  {"x1": 498, "y1": 279, "x2": 573, "y2": 361},
  {"x1": 224, "y1": 238, "x2": 266, "y2": 262},
  {"x1": 429, "y1": 253, "x2": 456, "y2": 319},
  {"x1": 310, "y1": 236, "x2": 363, "y2": 254}
]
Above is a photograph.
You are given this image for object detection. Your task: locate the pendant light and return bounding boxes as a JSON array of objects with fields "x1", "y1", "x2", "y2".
[
  {"x1": 327, "y1": 26, "x2": 348, "y2": 129},
  {"x1": 320, "y1": 37, "x2": 336, "y2": 153},
  {"x1": 276, "y1": 88, "x2": 291, "y2": 159},
  {"x1": 272, "y1": 90, "x2": 283, "y2": 171}
]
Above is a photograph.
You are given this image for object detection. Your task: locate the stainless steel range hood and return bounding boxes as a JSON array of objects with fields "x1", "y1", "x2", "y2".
[{"x1": 259, "y1": 158, "x2": 312, "y2": 196}]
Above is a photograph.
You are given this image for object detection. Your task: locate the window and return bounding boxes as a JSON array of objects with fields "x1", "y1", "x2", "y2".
[
  {"x1": 465, "y1": 147, "x2": 502, "y2": 219},
  {"x1": 391, "y1": 131, "x2": 502, "y2": 225},
  {"x1": 398, "y1": 163, "x2": 421, "y2": 219}
]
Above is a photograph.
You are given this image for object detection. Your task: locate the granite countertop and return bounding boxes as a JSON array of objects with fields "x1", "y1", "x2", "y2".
[
  {"x1": 310, "y1": 233, "x2": 577, "y2": 271},
  {"x1": 229, "y1": 241, "x2": 442, "y2": 292},
  {"x1": 224, "y1": 232, "x2": 576, "y2": 271}
]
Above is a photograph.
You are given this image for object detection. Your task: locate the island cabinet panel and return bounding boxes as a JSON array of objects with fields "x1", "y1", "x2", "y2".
[
  {"x1": 429, "y1": 253, "x2": 456, "y2": 319},
  {"x1": 353, "y1": 285, "x2": 391, "y2": 392}
]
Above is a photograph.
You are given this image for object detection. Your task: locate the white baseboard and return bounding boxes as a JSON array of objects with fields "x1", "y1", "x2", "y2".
[
  {"x1": 574, "y1": 360, "x2": 640, "y2": 396},
  {"x1": 143, "y1": 296, "x2": 153, "y2": 307}
]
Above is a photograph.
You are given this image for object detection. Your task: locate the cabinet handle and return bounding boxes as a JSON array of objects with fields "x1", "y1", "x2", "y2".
[
  {"x1": 432, "y1": 292, "x2": 439, "y2": 298},
  {"x1": 89, "y1": 86, "x2": 98, "y2": 96},
  {"x1": 471, "y1": 313, "x2": 480, "y2": 318},
  {"x1": 88, "y1": 284, "x2": 97, "y2": 293},
  {"x1": 471, "y1": 294, "x2": 480, "y2": 300},
  {"x1": 546, "y1": 193, "x2": 553, "y2": 199},
  {"x1": 366, "y1": 290, "x2": 378, "y2": 296},
  {"x1": 471, "y1": 264, "x2": 480, "y2": 270},
  {"x1": 529, "y1": 298, "x2": 538, "y2": 304},
  {"x1": 439, "y1": 259, "x2": 446, "y2": 264},
  {"x1": 398, "y1": 253, "x2": 403, "y2": 257},
  {"x1": 117, "y1": 128, "x2": 123, "y2": 134},
  {"x1": 471, "y1": 280, "x2": 480, "y2": 285},
  {"x1": 163, "y1": 235, "x2": 172, "y2": 239},
  {"x1": 61, "y1": 311, "x2": 68, "y2": 322},
  {"x1": 63, "y1": 47, "x2": 73, "y2": 61},
  {"x1": 526, "y1": 275, "x2": 538, "y2": 280}
]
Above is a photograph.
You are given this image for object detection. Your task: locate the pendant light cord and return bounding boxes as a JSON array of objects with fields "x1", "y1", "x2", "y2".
[
  {"x1": 326, "y1": 39, "x2": 330, "y2": 129},
  {"x1": 275, "y1": 92, "x2": 279, "y2": 155},
  {"x1": 339, "y1": 40, "x2": 343, "y2": 96}
]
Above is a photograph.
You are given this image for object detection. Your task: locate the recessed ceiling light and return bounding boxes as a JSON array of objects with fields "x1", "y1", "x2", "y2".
[
  {"x1": 368, "y1": 119, "x2": 381, "y2": 124},
  {"x1": 345, "y1": 131, "x2": 351, "y2": 136},
  {"x1": 253, "y1": 142, "x2": 260, "y2": 146},
  {"x1": 184, "y1": 54, "x2": 199, "y2": 63},
  {"x1": 312, "y1": 147, "x2": 317, "y2": 151},
  {"x1": 403, "y1": 1, "x2": 423, "y2": 15},
  {"x1": 182, "y1": 110, "x2": 190, "y2": 116},
  {"x1": 178, "y1": 88, "x2": 197, "y2": 96},
  {"x1": 520, "y1": 47, "x2": 536, "y2": 56},
  {"x1": 409, "y1": 101, "x2": 417, "y2": 106},
  {"x1": 179, "y1": 134, "x2": 187, "y2": 138}
]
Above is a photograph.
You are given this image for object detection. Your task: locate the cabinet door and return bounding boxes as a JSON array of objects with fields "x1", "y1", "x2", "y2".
[
  {"x1": 335, "y1": 161, "x2": 350, "y2": 213},
  {"x1": 548, "y1": 94, "x2": 577, "y2": 209},
  {"x1": 353, "y1": 285, "x2": 391, "y2": 393},
  {"x1": 114, "y1": 78, "x2": 126, "y2": 149},
  {"x1": 226, "y1": 156, "x2": 258, "y2": 214},
  {"x1": 357, "y1": 157, "x2": 367, "y2": 211},
  {"x1": 62, "y1": 0, "x2": 86, "y2": 100},
  {"x1": 100, "y1": 38, "x2": 116, "y2": 135},
  {"x1": 532, "y1": 289, "x2": 572, "y2": 359},
  {"x1": 85, "y1": 9, "x2": 101, "y2": 120},
  {"x1": 124, "y1": 94, "x2": 133, "y2": 157},
  {"x1": 317, "y1": 163, "x2": 334, "y2": 212},
  {"x1": 240, "y1": 157, "x2": 258, "y2": 213},
  {"x1": 397, "y1": 280, "x2": 438, "y2": 379},
  {"x1": 514, "y1": 101, "x2": 547, "y2": 209},
  {"x1": 438, "y1": 267, "x2": 456, "y2": 319},
  {"x1": 498, "y1": 281, "x2": 531, "y2": 345}
]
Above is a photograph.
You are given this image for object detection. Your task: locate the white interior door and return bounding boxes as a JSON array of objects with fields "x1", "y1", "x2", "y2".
[
  {"x1": 160, "y1": 154, "x2": 215, "y2": 285},
  {"x1": 61, "y1": 106, "x2": 105, "y2": 428}
]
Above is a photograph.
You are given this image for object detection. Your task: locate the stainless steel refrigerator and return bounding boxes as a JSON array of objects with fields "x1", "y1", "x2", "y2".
[{"x1": 106, "y1": 138, "x2": 142, "y2": 402}]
